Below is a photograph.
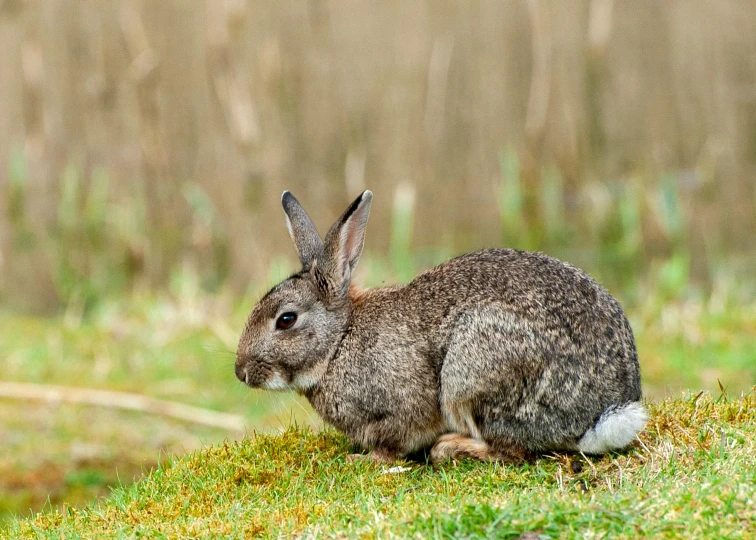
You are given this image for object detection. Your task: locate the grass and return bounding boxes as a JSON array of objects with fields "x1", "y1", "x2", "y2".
[{"x1": 4, "y1": 390, "x2": 755, "y2": 539}]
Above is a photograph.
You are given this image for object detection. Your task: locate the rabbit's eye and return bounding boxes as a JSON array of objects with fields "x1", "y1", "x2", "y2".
[{"x1": 275, "y1": 312, "x2": 297, "y2": 330}]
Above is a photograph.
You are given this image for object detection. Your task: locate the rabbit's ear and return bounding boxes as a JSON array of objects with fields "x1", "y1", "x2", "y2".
[
  {"x1": 319, "y1": 191, "x2": 373, "y2": 297},
  {"x1": 282, "y1": 191, "x2": 323, "y2": 268}
]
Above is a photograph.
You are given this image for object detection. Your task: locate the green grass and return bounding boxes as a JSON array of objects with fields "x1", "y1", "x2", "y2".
[{"x1": 4, "y1": 391, "x2": 755, "y2": 539}]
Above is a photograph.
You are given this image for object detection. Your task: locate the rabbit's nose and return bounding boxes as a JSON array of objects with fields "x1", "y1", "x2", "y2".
[{"x1": 234, "y1": 362, "x2": 247, "y2": 383}]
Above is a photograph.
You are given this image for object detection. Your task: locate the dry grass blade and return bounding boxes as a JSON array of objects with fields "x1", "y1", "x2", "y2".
[{"x1": 0, "y1": 382, "x2": 245, "y2": 433}]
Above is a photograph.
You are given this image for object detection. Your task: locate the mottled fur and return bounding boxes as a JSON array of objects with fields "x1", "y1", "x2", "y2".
[{"x1": 236, "y1": 191, "x2": 646, "y2": 462}]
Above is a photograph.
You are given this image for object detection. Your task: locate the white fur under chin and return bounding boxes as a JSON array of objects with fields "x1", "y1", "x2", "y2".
[
  {"x1": 291, "y1": 372, "x2": 319, "y2": 391},
  {"x1": 262, "y1": 372, "x2": 290, "y2": 391},
  {"x1": 577, "y1": 401, "x2": 647, "y2": 454}
]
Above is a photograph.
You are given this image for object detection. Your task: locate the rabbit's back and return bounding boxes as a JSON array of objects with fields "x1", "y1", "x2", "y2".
[
  {"x1": 402, "y1": 249, "x2": 637, "y2": 358},
  {"x1": 407, "y1": 249, "x2": 625, "y2": 324}
]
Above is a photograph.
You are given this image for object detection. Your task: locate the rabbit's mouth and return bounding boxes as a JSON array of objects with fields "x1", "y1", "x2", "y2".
[
  {"x1": 235, "y1": 359, "x2": 289, "y2": 390},
  {"x1": 261, "y1": 371, "x2": 290, "y2": 391}
]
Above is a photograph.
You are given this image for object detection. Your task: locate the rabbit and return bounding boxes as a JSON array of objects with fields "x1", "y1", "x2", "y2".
[{"x1": 235, "y1": 190, "x2": 646, "y2": 463}]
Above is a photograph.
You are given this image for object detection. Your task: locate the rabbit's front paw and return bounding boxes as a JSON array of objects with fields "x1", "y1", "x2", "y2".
[{"x1": 346, "y1": 447, "x2": 399, "y2": 464}]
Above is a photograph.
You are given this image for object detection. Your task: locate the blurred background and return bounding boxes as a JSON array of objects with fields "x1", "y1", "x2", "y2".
[{"x1": 1, "y1": 0, "x2": 755, "y2": 523}]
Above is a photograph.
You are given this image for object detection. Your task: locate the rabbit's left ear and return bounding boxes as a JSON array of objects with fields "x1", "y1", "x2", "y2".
[
  {"x1": 282, "y1": 191, "x2": 323, "y2": 269},
  {"x1": 319, "y1": 191, "x2": 373, "y2": 298}
]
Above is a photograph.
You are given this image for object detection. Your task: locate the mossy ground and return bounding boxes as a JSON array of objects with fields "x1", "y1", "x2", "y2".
[{"x1": 5, "y1": 390, "x2": 755, "y2": 539}]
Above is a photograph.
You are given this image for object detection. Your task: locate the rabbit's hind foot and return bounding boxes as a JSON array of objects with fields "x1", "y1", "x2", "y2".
[{"x1": 429, "y1": 433, "x2": 524, "y2": 464}]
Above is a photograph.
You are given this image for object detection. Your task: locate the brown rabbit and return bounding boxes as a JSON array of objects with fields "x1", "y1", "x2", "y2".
[{"x1": 235, "y1": 191, "x2": 646, "y2": 463}]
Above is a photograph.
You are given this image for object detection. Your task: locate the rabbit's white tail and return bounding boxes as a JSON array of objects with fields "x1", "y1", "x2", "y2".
[{"x1": 577, "y1": 401, "x2": 647, "y2": 454}]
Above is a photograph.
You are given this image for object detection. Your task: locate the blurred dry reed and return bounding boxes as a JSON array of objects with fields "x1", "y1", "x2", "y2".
[{"x1": 0, "y1": 0, "x2": 755, "y2": 310}]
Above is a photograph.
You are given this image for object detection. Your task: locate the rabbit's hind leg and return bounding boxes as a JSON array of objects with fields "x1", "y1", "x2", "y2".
[
  {"x1": 437, "y1": 305, "x2": 540, "y2": 463},
  {"x1": 434, "y1": 397, "x2": 526, "y2": 463},
  {"x1": 443, "y1": 399, "x2": 483, "y2": 439}
]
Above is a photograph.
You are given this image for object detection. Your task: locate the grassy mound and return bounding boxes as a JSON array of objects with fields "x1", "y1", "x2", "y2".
[{"x1": 6, "y1": 390, "x2": 755, "y2": 539}]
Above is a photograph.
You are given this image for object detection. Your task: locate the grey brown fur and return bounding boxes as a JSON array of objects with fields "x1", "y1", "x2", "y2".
[{"x1": 236, "y1": 191, "x2": 646, "y2": 463}]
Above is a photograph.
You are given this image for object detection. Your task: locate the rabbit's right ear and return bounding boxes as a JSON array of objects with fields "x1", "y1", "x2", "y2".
[
  {"x1": 281, "y1": 191, "x2": 323, "y2": 268},
  {"x1": 318, "y1": 191, "x2": 373, "y2": 299}
]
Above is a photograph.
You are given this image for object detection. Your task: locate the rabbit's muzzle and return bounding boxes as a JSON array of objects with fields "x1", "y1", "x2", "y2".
[{"x1": 235, "y1": 353, "x2": 277, "y2": 389}]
